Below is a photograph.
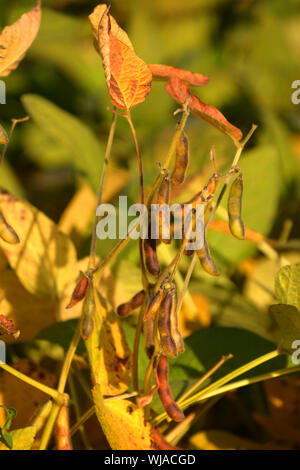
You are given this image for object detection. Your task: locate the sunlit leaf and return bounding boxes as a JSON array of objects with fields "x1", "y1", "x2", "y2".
[
  {"x1": 0, "y1": 190, "x2": 77, "y2": 299},
  {"x1": 149, "y1": 64, "x2": 210, "y2": 86},
  {"x1": 165, "y1": 77, "x2": 243, "y2": 142},
  {"x1": 89, "y1": 4, "x2": 152, "y2": 110},
  {"x1": 0, "y1": 1, "x2": 41, "y2": 77},
  {"x1": 93, "y1": 384, "x2": 153, "y2": 450},
  {"x1": 274, "y1": 263, "x2": 300, "y2": 310},
  {"x1": 0, "y1": 426, "x2": 36, "y2": 450}
]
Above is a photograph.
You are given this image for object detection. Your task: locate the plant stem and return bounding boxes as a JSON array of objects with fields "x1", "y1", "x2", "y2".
[
  {"x1": 0, "y1": 117, "x2": 29, "y2": 168},
  {"x1": 39, "y1": 321, "x2": 82, "y2": 449},
  {"x1": 68, "y1": 374, "x2": 92, "y2": 449},
  {"x1": 0, "y1": 362, "x2": 62, "y2": 401},
  {"x1": 89, "y1": 112, "x2": 117, "y2": 269},
  {"x1": 132, "y1": 299, "x2": 148, "y2": 393},
  {"x1": 70, "y1": 405, "x2": 96, "y2": 437},
  {"x1": 177, "y1": 354, "x2": 233, "y2": 405}
]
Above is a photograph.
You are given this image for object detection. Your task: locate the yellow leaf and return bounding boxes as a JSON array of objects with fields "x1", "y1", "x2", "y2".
[
  {"x1": 0, "y1": 190, "x2": 77, "y2": 299},
  {"x1": 0, "y1": 254, "x2": 57, "y2": 342},
  {"x1": 0, "y1": 426, "x2": 36, "y2": 450},
  {"x1": 85, "y1": 286, "x2": 132, "y2": 395},
  {"x1": 93, "y1": 384, "x2": 153, "y2": 450},
  {"x1": 0, "y1": 1, "x2": 42, "y2": 77}
]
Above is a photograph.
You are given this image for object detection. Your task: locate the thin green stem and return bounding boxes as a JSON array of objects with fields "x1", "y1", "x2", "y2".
[
  {"x1": 133, "y1": 299, "x2": 148, "y2": 393},
  {"x1": 0, "y1": 117, "x2": 29, "y2": 168},
  {"x1": 0, "y1": 362, "x2": 62, "y2": 401},
  {"x1": 70, "y1": 406, "x2": 96, "y2": 437},
  {"x1": 89, "y1": 112, "x2": 117, "y2": 269},
  {"x1": 151, "y1": 348, "x2": 280, "y2": 426}
]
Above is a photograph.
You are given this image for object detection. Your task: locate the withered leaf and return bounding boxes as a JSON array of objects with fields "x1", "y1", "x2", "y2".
[
  {"x1": 89, "y1": 4, "x2": 152, "y2": 110},
  {"x1": 165, "y1": 77, "x2": 243, "y2": 143},
  {"x1": 0, "y1": 315, "x2": 19, "y2": 339},
  {"x1": 0, "y1": 1, "x2": 42, "y2": 77},
  {"x1": 149, "y1": 64, "x2": 210, "y2": 87}
]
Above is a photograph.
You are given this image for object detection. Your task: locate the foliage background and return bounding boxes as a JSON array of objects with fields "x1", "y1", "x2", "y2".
[{"x1": 1, "y1": 0, "x2": 300, "y2": 450}]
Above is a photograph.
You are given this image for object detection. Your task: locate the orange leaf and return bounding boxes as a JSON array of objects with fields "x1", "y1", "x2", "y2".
[
  {"x1": 165, "y1": 77, "x2": 243, "y2": 143},
  {"x1": 149, "y1": 64, "x2": 210, "y2": 87},
  {"x1": 89, "y1": 4, "x2": 152, "y2": 110},
  {"x1": 0, "y1": 0, "x2": 41, "y2": 77}
]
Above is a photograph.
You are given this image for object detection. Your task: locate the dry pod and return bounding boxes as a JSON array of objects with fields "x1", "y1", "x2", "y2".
[
  {"x1": 0, "y1": 210, "x2": 19, "y2": 244},
  {"x1": 81, "y1": 285, "x2": 95, "y2": 340},
  {"x1": 197, "y1": 238, "x2": 219, "y2": 277},
  {"x1": 157, "y1": 174, "x2": 171, "y2": 243},
  {"x1": 66, "y1": 275, "x2": 89, "y2": 309},
  {"x1": 155, "y1": 354, "x2": 185, "y2": 422},
  {"x1": 158, "y1": 289, "x2": 178, "y2": 358},
  {"x1": 228, "y1": 173, "x2": 245, "y2": 240},
  {"x1": 144, "y1": 288, "x2": 165, "y2": 321},
  {"x1": 144, "y1": 225, "x2": 160, "y2": 276},
  {"x1": 117, "y1": 289, "x2": 145, "y2": 317},
  {"x1": 144, "y1": 316, "x2": 155, "y2": 359},
  {"x1": 171, "y1": 130, "x2": 189, "y2": 186}
]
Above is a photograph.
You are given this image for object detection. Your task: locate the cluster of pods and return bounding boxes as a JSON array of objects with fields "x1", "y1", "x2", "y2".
[{"x1": 117, "y1": 128, "x2": 246, "y2": 421}]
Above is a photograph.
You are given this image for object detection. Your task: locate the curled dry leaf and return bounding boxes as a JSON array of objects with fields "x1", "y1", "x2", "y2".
[
  {"x1": 0, "y1": 1, "x2": 42, "y2": 77},
  {"x1": 149, "y1": 64, "x2": 210, "y2": 87},
  {"x1": 89, "y1": 4, "x2": 152, "y2": 110},
  {"x1": 0, "y1": 314, "x2": 20, "y2": 339},
  {"x1": 0, "y1": 124, "x2": 8, "y2": 145},
  {"x1": 165, "y1": 77, "x2": 243, "y2": 143}
]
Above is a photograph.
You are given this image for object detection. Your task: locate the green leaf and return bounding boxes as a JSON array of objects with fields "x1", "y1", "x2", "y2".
[
  {"x1": 274, "y1": 263, "x2": 300, "y2": 310},
  {"x1": 0, "y1": 430, "x2": 13, "y2": 449},
  {"x1": 36, "y1": 319, "x2": 86, "y2": 355},
  {"x1": 269, "y1": 304, "x2": 300, "y2": 353},
  {"x1": 0, "y1": 406, "x2": 17, "y2": 431},
  {"x1": 21, "y1": 94, "x2": 104, "y2": 193},
  {"x1": 0, "y1": 426, "x2": 36, "y2": 450}
]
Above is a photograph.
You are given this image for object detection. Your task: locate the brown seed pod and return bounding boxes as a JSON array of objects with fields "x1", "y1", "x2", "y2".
[
  {"x1": 197, "y1": 238, "x2": 219, "y2": 277},
  {"x1": 158, "y1": 290, "x2": 178, "y2": 358},
  {"x1": 144, "y1": 316, "x2": 155, "y2": 359},
  {"x1": 171, "y1": 130, "x2": 189, "y2": 186},
  {"x1": 155, "y1": 354, "x2": 185, "y2": 422},
  {"x1": 81, "y1": 285, "x2": 95, "y2": 341},
  {"x1": 117, "y1": 289, "x2": 145, "y2": 317},
  {"x1": 0, "y1": 210, "x2": 19, "y2": 244},
  {"x1": 228, "y1": 173, "x2": 245, "y2": 240},
  {"x1": 144, "y1": 288, "x2": 165, "y2": 322},
  {"x1": 144, "y1": 226, "x2": 160, "y2": 276},
  {"x1": 66, "y1": 275, "x2": 89, "y2": 309},
  {"x1": 157, "y1": 174, "x2": 171, "y2": 244},
  {"x1": 55, "y1": 403, "x2": 72, "y2": 450}
]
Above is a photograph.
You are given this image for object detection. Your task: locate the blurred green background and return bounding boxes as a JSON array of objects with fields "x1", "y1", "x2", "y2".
[{"x1": 0, "y1": 0, "x2": 300, "y2": 274}]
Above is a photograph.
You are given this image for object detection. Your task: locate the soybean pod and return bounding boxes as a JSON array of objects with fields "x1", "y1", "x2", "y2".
[
  {"x1": 144, "y1": 288, "x2": 165, "y2": 321},
  {"x1": 157, "y1": 174, "x2": 171, "y2": 244},
  {"x1": 144, "y1": 223, "x2": 160, "y2": 276},
  {"x1": 81, "y1": 284, "x2": 95, "y2": 340},
  {"x1": 117, "y1": 289, "x2": 145, "y2": 317},
  {"x1": 171, "y1": 131, "x2": 189, "y2": 186},
  {"x1": 197, "y1": 237, "x2": 219, "y2": 277},
  {"x1": 158, "y1": 289, "x2": 177, "y2": 358},
  {"x1": 169, "y1": 288, "x2": 184, "y2": 354},
  {"x1": 66, "y1": 275, "x2": 89, "y2": 309},
  {"x1": 144, "y1": 316, "x2": 155, "y2": 359},
  {"x1": 155, "y1": 354, "x2": 185, "y2": 422},
  {"x1": 228, "y1": 173, "x2": 245, "y2": 240}
]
